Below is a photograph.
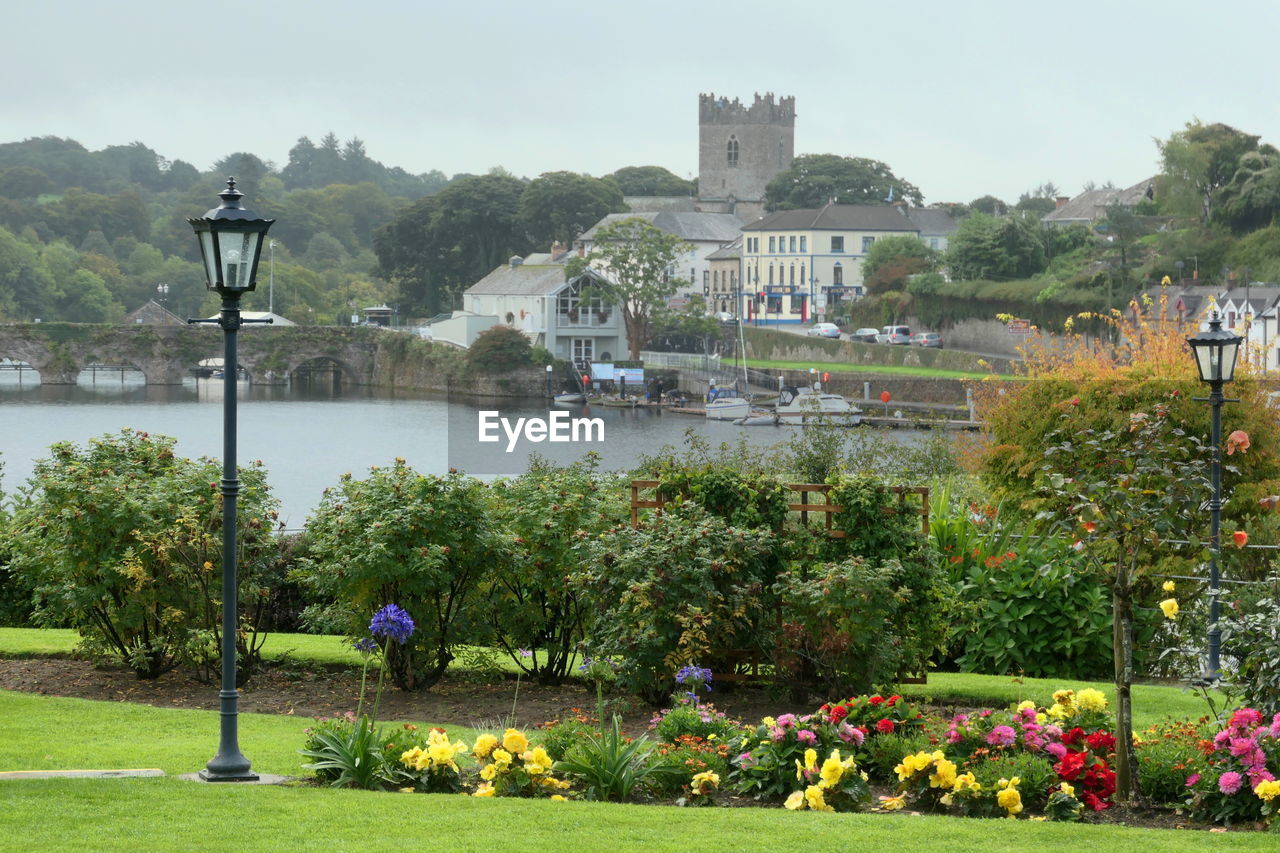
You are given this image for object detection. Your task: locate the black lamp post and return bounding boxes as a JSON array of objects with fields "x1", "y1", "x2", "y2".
[
  {"x1": 1187, "y1": 309, "x2": 1243, "y2": 682},
  {"x1": 187, "y1": 178, "x2": 274, "y2": 781}
]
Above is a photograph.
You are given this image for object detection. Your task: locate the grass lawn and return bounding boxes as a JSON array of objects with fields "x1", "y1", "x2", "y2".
[
  {"x1": 0, "y1": 691, "x2": 1262, "y2": 853},
  {"x1": 742, "y1": 358, "x2": 1013, "y2": 381}
]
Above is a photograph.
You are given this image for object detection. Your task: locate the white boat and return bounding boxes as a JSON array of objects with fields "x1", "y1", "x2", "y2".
[
  {"x1": 554, "y1": 392, "x2": 586, "y2": 404},
  {"x1": 733, "y1": 411, "x2": 779, "y2": 426},
  {"x1": 771, "y1": 386, "x2": 862, "y2": 425},
  {"x1": 704, "y1": 387, "x2": 750, "y2": 420}
]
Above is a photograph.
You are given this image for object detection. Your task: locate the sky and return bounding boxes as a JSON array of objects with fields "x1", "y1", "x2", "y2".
[{"x1": 7, "y1": 1, "x2": 1280, "y2": 205}]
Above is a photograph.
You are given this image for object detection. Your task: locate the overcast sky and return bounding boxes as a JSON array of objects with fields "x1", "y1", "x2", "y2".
[{"x1": 7, "y1": 1, "x2": 1280, "y2": 205}]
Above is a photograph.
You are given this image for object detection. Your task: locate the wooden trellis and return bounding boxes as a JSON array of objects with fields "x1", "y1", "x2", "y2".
[{"x1": 629, "y1": 480, "x2": 929, "y2": 537}]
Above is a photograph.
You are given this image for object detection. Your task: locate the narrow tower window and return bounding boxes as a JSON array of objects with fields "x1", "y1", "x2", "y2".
[{"x1": 727, "y1": 136, "x2": 739, "y2": 167}]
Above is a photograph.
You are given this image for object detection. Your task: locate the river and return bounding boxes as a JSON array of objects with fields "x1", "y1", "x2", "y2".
[{"x1": 1, "y1": 372, "x2": 912, "y2": 527}]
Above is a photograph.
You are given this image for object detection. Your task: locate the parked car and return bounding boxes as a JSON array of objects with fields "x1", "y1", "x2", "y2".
[
  {"x1": 807, "y1": 322, "x2": 842, "y2": 339},
  {"x1": 851, "y1": 327, "x2": 880, "y2": 343},
  {"x1": 910, "y1": 332, "x2": 944, "y2": 348},
  {"x1": 875, "y1": 325, "x2": 911, "y2": 345}
]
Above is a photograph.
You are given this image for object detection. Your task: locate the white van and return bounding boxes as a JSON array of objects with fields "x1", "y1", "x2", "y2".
[{"x1": 876, "y1": 325, "x2": 911, "y2": 345}]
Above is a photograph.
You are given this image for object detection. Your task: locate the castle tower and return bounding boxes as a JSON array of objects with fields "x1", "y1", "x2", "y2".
[{"x1": 697, "y1": 92, "x2": 795, "y2": 221}]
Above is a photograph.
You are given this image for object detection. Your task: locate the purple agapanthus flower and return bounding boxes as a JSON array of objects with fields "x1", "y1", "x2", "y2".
[
  {"x1": 353, "y1": 637, "x2": 378, "y2": 654},
  {"x1": 369, "y1": 603, "x2": 415, "y2": 644},
  {"x1": 675, "y1": 665, "x2": 713, "y2": 690}
]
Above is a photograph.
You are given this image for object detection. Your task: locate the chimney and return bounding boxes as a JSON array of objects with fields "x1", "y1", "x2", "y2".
[
  {"x1": 509, "y1": 255, "x2": 523, "y2": 269},
  {"x1": 1055, "y1": 197, "x2": 1070, "y2": 210}
]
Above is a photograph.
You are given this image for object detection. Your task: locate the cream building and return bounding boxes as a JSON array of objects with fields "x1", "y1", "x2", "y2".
[{"x1": 739, "y1": 204, "x2": 921, "y2": 323}]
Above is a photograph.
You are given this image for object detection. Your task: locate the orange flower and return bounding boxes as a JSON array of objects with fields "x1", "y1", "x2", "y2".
[
  {"x1": 1232, "y1": 531, "x2": 1248, "y2": 549},
  {"x1": 1226, "y1": 430, "x2": 1251, "y2": 455},
  {"x1": 1082, "y1": 521, "x2": 1098, "y2": 534}
]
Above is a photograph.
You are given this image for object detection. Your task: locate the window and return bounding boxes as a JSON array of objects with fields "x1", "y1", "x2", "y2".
[
  {"x1": 572, "y1": 338, "x2": 594, "y2": 363},
  {"x1": 831, "y1": 236, "x2": 844, "y2": 253},
  {"x1": 789, "y1": 236, "x2": 796, "y2": 253},
  {"x1": 705, "y1": 270, "x2": 711, "y2": 288},
  {"x1": 833, "y1": 263, "x2": 843, "y2": 285},
  {"x1": 768, "y1": 265, "x2": 774, "y2": 285},
  {"x1": 862, "y1": 236, "x2": 875, "y2": 252},
  {"x1": 731, "y1": 270, "x2": 737, "y2": 287},
  {"x1": 789, "y1": 294, "x2": 805, "y2": 312},
  {"x1": 800, "y1": 264, "x2": 805, "y2": 284},
  {"x1": 769, "y1": 236, "x2": 776, "y2": 253},
  {"x1": 727, "y1": 136, "x2": 739, "y2": 167},
  {"x1": 789, "y1": 265, "x2": 795, "y2": 285},
  {"x1": 930, "y1": 238, "x2": 939, "y2": 250},
  {"x1": 799, "y1": 236, "x2": 806, "y2": 252}
]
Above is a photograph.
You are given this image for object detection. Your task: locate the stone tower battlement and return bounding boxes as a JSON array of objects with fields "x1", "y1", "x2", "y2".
[
  {"x1": 699, "y1": 92, "x2": 796, "y2": 126},
  {"x1": 697, "y1": 92, "x2": 796, "y2": 220}
]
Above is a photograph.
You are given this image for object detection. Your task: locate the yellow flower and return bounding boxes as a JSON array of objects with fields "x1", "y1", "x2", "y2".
[
  {"x1": 400, "y1": 747, "x2": 422, "y2": 767},
  {"x1": 691, "y1": 771, "x2": 720, "y2": 793},
  {"x1": 1035, "y1": 712, "x2": 1046, "y2": 725},
  {"x1": 398, "y1": 787, "x2": 415, "y2": 793},
  {"x1": 784, "y1": 790, "x2": 806, "y2": 810},
  {"x1": 1256, "y1": 780, "x2": 1280, "y2": 802},
  {"x1": 1046, "y1": 703, "x2": 1069, "y2": 720},
  {"x1": 762, "y1": 716, "x2": 777, "y2": 728},
  {"x1": 929, "y1": 758, "x2": 957, "y2": 789},
  {"x1": 492, "y1": 748, "x2": 512, "y2": 767},
  {"x1": 1016, "y1": 700, "x2": 1036, "y2": 712},
  {"x1": 997, "y1": 787, "x2": 1023, "y2": 815},
  {"x1": 879, "y1": 794, "x2": 906, "y2": 811},
  {"x1": 804, "y1": 785, "x2": 833, "y2": 812},
  {"x1": 819, "y1": 751, "x2": 845, "y2": 788},
  {"x1": 550, "y1": 794, "x2": 567, "y2": 801},
  {"x1": 1052, "y1": 689, "x2": 1075, "y2": 707},
  {"x1": 1075, "y1": 688, "x2": 1107, "y2": 712},
  {"x1": 1159, "y1": 598, "x2": 1179, "y2": 619},
  {"x1": 472, "y1": 733, "x2": 499, "y2": 759},
  {"x1": 796, "y1": 748, "x2": 818, "y2": 780},
  {"x1": 502, "y1": 728, "x2": 529, "y2": 755},
  {"x1": 473, "y1": 782, "x2": 496, "y2": 798},
  {"x1": 1163, "y1": 580, "x2": 1176, "y2": 592},
  {"x1": 1059, "y1": 782, "x2": 1075, "y2": 798},
  {"x1": 479, "y1": 763, "x2": 496, "y2": 781},
  {"x1": 951, "y1": 772, "x2": 979, "y2": 792},
  {"x1": 523, "y1": 746, "x2": 553, "y2": 773}
]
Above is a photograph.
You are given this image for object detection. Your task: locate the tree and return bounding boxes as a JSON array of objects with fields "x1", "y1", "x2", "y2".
[
  {"x1": 861, "y1": 234, "x2": 938, "y2": 294},
  {"x1": 968, "y1": 194, "x2": 1007, "y2": 216},
  {"x1": 1015, "y1": 181, "x2": 1062, "y2": 216},
  {"x1": 565, "y1": 217, "x2": 691, "y2": 359},
  {"x1": 605, "y1": 165, "x2": 694, "y2": 196},
  {"x1": 764, "y1": 154, "x2": 923, "y2": 211},
  {"x1": 944, "y1": 212, "x2": 1046, "y2": 281},
  {"x1": 1213, "y1": 148, "x2": 1280, "y2": 235},
  {"x1": 517, "y1": 171, "x2": 625, "y2": 249},
  {"x1": 1157, "y1": 121, "x2": 1262, "y2": 224},
  {"x1": 374, "y1": 172, "x2": 530, "y2": 316},
  {"x1": 0, "y1": 165, "x2": 50, "y2": 199}
]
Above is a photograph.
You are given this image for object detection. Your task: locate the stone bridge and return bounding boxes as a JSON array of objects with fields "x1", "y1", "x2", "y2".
[{"x1": 0, "y1": 323, "x2": 384, "y2": 385}]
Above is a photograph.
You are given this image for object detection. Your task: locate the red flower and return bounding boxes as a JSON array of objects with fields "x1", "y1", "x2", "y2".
[
  {"x1": 1055, "y1": 750, "x2": 1086, "y2": 781},
  {"x1": 1062, "y1": 727, "x2": 1085, "y2": 746},
  {"x1": 1232, "y1": 530, "x2": 1248, "y2": 549},
  {"x1": 1082, "y1": 792, "x2": 1110, "y2": 811},
  {"x1": 875, "y1": 719, "x2": 896, "y2": 734},
  {"x1": 1086, "y1": 731, "x2": 1116, "y2": 755},
  {"x1": 1226, "y1": 430, "x2": 1251, "y2": 455},
  {"x1": 869, "y1": 696, "x2": 885, "y2": 706},
  {"x1": 828, "y1": 705, "x2": 849, "y2": 724}
]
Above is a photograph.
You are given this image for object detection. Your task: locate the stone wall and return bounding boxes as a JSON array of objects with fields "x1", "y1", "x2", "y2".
[{"x1": 742, "y1": 327, "x2": 1017, "y2": 374}]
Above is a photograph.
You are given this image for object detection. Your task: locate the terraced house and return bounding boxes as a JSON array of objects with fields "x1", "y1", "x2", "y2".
[{"x1": 740, "y1": 204, "x2": 921, "y2": 323}]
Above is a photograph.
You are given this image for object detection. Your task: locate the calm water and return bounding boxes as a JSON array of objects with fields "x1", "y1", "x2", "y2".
[{"x1": 0, "y1": 371, "x2": 843, "y2": 527}]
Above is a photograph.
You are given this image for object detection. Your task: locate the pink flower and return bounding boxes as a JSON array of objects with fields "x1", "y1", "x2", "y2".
[
  {"x1": 837, "y1": 723, "x2": 864, "y2": 747},
  {"x1": 769, "y1": 727, "x2": 786, "y2": 742},
  {"x1": 979, "y1": 709, "x2": 994, "y2": 718},
  {"x1": 776, "y1": 713, "x2": 797, "y2": 729},
  {"x1": 1213, "y1": 729, "x2": 1232, "y2": 748},
  {"x1": 986, "y1": 725, "x2": 1017, "y2": 747},
  {"x1": 946, "y1": 729, "x2": 963, "y2": 744},
  {"x1": 1046, "y1": 743, "x2": 1068, "y2": 760},
  {"x1": 1219, "y1": 771, "x2": 1244, "y2": 795},
  {"x1": 1185, "y1": 773, "x2": 1201, "y2": 787},
  {"x1": 1249, "y1": 768, "x2": 1276, "y2": 788},
  {"x1": 1229, "y1": 738, "x2": 1256, "y2": 758},
  {"x1": 1230, "y1": 708, "x2": 1263, "y2": 728},
  {"x1": 797, "y1": 729, "x2": 817, "y2": 745},
  {"x1": 1044, "y1": 725, "x2": 1063, "y2": 740}
]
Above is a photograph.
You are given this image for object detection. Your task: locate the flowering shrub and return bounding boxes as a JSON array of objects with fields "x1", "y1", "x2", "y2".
[
  {"x1": 817, "y1": 693, "x2": 925, "y2": 737},
  {"x1": 655, "y1": 734, "x2": 733, "y2": 792},
  {"x1": 1185, "y1": 708, "x2": 1280, "y2": 826},
  {"x1": 679, "y1": 770, "x2": 721, "y2": 807},
  {"x1": 1134, "y1": 719, "x2": 1211, "y2": 806},
  {"x1": 469, "y1": 728, "x2": 572, "y2": 798},
  {"x1": 651, "y1": 701, "x2": 742, "y2": 744},
  {"x1": 538, "y1": 709, "x2": 599, "y2": 762},
  {"x1": 784, "y1": 748, "x2": 872, "y2": 813},
  {"x1": 729, "y1": 712, "x2": 855, "y2": 799},
  {"x1": 944, "y1": 701, "x2": 1064, "y2": 761},
  {"x1": 399, "y1": 728, "x2": 470, "y2": 793},
  {"x1": 1044, "y1": 782, "x2": 1086, "y2": 822}
]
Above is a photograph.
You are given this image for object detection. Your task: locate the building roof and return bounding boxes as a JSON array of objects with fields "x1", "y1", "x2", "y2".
[
  {"x1": 905, "y1": 207, "x2": 958, "y2": 236},
  {"x1": 707, "y1": 237, "x2": 742, "y2": 261},
  {"x1": 742, "y1": 204, "x2": 920, "y2": 233},
  {"x1": 1041, "y1": 178, "x2": 1156, "y2": 224},
  {"x1": 577, "y1": 211, "x2": 744, "y2": 244},
  {"x1": 464, "y1": 259, "x2": 574, "y2": 297}
]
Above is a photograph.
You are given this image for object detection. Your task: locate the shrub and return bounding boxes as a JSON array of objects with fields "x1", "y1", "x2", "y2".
[
  {"x1": 466, "y1": 325, "x2": 533, "y2": 372},
  {"x1": 859, "y1": 731, "x2": 935, "y2": 784},
  {"x1": 538, "y1": 711, "x2": 599, "y2": 763},
  {"x1": 554, "y1": 714, "x2": 682, "y2": 801},
  {"x1": 728, "y1": 712, "x2": 839, "y2": 800},
  {"x1": 8, "y1": 429, "x2": 281, "y2": 680},
  {"x1": 1135, "y1": 720, "x2": 1208, "y2": 806},
  {"x1": 469, "y1": 728, "x2": 572, "y2": 798},
  {"x1": 295, "y1": 462, "x2": 506, "y2": 690},
  {"x1": 488, "y1": 456, "x2": 628, "y2": 684},
  {"x1": 972, "y1": 753, "x2": 1058, "y2": 811},
  {"x1": 1184, "y1": 707, "x2": 1280, "y2": 827},
  {"x1": 650, "y1": 700, "x2": 742, "y2": 744},
  {"x1": 1222, "y1": 573, "x2": 1280, "y2": 716},
  {"x1": 573, "y1": 507, "x2": 778, "y2": 705}
]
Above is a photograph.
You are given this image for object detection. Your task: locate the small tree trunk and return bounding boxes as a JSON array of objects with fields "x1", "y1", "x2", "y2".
[{"x1": 1111, "y1": 581, "x2": 1137, "y2": 802}]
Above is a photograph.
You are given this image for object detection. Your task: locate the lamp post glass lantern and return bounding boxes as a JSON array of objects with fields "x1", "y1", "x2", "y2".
[
  {"x1": 1186, "y1": 310, "x2": 1244, "y2": 682},
  {"x1": 187, "y1": 178, "x2": 274, "y2": 781}
]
